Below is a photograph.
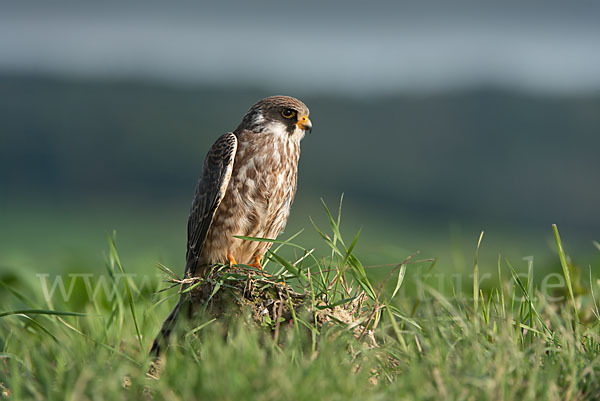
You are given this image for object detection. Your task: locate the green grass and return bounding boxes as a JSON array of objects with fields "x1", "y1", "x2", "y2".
[{"x1": 1, "y1": 202, "x2": 600, "y2": 400}]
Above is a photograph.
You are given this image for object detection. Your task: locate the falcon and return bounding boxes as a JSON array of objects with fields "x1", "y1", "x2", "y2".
[{"x1": 151, "y1": 96, "x2": 311, "y2": 354}]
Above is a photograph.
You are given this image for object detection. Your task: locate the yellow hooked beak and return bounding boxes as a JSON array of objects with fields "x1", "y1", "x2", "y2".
[{"x1": 297, "y1": 115, "x2": 312, "y2": 133}]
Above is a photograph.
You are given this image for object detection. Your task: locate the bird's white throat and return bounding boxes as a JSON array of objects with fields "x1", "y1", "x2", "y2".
[{"x1": 266, "y1": 121, "x2": 305, "y2": 142}]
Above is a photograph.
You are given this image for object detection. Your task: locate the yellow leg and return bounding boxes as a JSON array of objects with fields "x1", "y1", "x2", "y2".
[
  {"x1": 227, "y1": 254, "x2": 238, "y2": 268},
  {"x1": 249, "y1": 256, "x2": 263, "y2": 270}
]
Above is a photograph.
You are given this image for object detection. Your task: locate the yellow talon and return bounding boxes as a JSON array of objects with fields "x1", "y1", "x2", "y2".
[
  {"x1": 228, "y1": 254, "x2": 238, "y2": 267},
  {"x1": 249, "y1": 256, "x2": 263, "y2": 270}
]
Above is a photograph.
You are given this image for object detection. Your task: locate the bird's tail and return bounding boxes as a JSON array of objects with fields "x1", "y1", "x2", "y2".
[{"x1": 150, "y1": 298, "x2": 182, "y2": 356}]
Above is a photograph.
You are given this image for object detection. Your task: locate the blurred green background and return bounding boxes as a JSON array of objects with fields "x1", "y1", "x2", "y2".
[{"x1": 1, "y1": 1, "x2": 599, "y2": 289}]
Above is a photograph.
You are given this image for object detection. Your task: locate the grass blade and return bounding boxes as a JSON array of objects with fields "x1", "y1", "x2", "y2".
[
  {"x1": 0, "y1": 309, "x2": 85, "y2": 318},
  {"x1": 321, "y1": 198, "x2": 346, "y2": 249},
  {"x1": 391, "y1": 264, "x2": 407, "y2": 300},
  {"x1": 107, "y1": 232, "x2": 144, "y2": 351},
  {"x1": 473, "y1": 231, "x2": 484, "y2": 310},
  {"x1": 552, "y1": 224, "x2": 579, "y2": 322},
  {"x1": 505, "y1": 259, "x2": 551, "y2": 338},
  {"x1": 267, "y1": 250, "x2": 307, "y2": 281},
  {"x1": 589, "y1": 266, "x2": 600, "y2": 322}
]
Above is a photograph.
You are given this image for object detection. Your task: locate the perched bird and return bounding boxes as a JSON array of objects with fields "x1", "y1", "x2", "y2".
[{"x1": 151, "y1": 96, "x2": 311, "y2": 354}]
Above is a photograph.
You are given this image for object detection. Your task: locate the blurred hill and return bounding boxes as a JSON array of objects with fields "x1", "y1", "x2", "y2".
[{"x1": 2, "y1": 73, "x2": 599, "y2": 233}]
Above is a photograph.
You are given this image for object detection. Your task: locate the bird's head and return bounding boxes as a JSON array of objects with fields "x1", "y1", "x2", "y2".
[{"x1": 237, "y1": 96, "x2": 312, "y2": 140}]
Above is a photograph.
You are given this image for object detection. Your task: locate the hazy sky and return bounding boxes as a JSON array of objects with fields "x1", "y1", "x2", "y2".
[{"x1": 2, "y1": 0, "x2": 600, "y2": 94}]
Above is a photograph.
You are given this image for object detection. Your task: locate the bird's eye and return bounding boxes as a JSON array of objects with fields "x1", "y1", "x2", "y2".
[{"x1": 281, "y1": 109, "x2": 296, "y2": 119}]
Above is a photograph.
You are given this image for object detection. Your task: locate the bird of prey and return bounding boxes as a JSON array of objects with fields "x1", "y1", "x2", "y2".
[{"x1": 151, "y1": 96, "x2": 311, "y2": 354}]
